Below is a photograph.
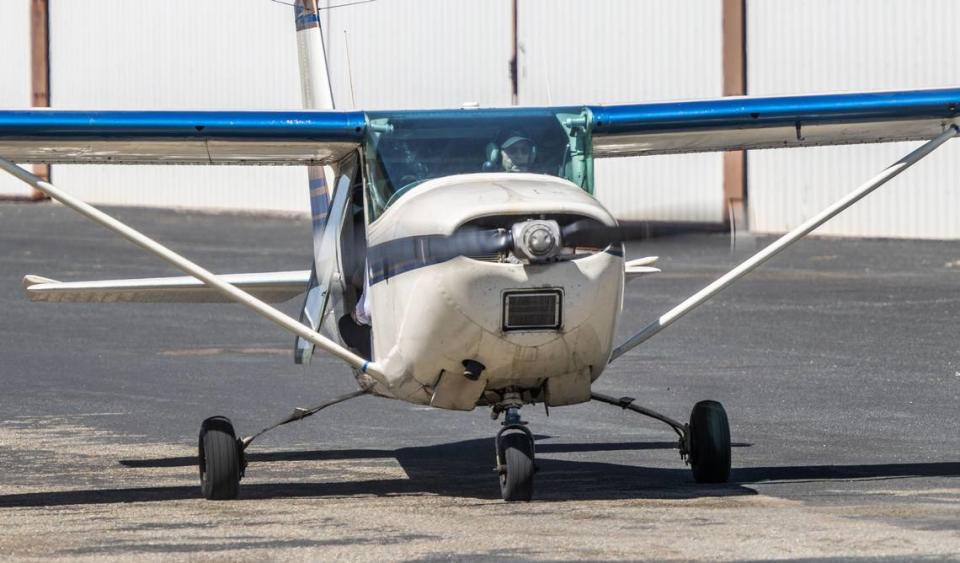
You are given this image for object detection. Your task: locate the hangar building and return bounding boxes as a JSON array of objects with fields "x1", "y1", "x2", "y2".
[{"x1": 1, "y1": 0, "x2": 958, "y2": 239}]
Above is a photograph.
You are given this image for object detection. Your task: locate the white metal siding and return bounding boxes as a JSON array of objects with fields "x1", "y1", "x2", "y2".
[
  {"x1": 320, "y1": 0, "x2": 512, "y2": 109},
  {"x1": 6, "y1": 0, "x2": 724, "y2": 221},
  {"x1": 48, "y1": 0, "x2": 309, "y2": 213},
  {"x1": 0, "y1": 0, "x2": 33, "y2": 197},
  {"x1": 9, "y1": 1, "x2": 956, "y2": 237},
  {"x1": 44, "y1": 0, "x2": 513, "y2": 212},
  {"x1": 748, "y1": 0, "x2": 960, "y2": 238},
  {"x1": 518, "y1": 0, "x2": 724, "y2": 223}
]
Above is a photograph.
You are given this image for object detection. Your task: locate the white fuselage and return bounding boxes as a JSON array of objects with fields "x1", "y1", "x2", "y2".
[{"x1": 363, "y1": 173, "x2": 624, "y2": 410}]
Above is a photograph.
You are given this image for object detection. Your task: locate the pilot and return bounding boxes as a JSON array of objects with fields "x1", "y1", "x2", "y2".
[
  {"x1": 483, "y1": 133, "x2": 537, "y2": 173},
  {"x1": 500, "y1": 134, "x2": 537, "y2": 172}
]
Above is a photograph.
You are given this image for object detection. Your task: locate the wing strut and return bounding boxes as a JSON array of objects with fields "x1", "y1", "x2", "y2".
[
  {"x1": 609, "y1": 124, "x2": 959, "y2": 364},
  {"x1": 0, "y1": 157, "x2": 386, "y2": 383}
]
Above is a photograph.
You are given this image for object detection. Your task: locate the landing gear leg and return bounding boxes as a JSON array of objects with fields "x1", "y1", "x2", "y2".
[
  {"x1": 591, "y1": 392, "x2": 731, "y2": 483},
  {"x1": 493, "y1": 396, "x2": 535, "y2": 502},
  {"x1": 196, "y1": 389, "x2": 368, "y2": 501}
]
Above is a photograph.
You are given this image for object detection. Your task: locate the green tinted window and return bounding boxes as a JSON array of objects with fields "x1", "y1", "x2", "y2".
[{"x1": 363, "y1": 107, "x2": 593, "y2": 220}]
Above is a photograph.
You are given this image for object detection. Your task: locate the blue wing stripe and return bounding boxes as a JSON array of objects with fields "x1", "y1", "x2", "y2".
[
  {"x1": 1, "y1": 88, "x2": 959, "y2": 163},
  {"x1": 0, "y1": 110, "x2": 366, "y2": 140},
  {"x1": 589, "y1": 88, "x2": 960, "y2": 134}
]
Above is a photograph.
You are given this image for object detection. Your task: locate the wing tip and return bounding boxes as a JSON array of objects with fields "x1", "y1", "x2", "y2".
[
  {"x1": 23, "y1": 274, "x2": 57, "y2": 288},
  {"x1": 22, "y1": 274, "x2": 59, "y2": 302},
  {"x1": 625, "y1": 256, "x2": 659, "y2": 267}
]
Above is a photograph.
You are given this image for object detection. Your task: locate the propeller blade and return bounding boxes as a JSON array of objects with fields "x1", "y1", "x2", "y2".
[
  {"x1": 367, "y1": 228, "x2": 513, "y2": 281},
  {"x1": 561, "y1": 220, "x2": 631, "y2": 248},
  {"x1": 561, "y1": 219, "x2": 727, "y2": 248}
]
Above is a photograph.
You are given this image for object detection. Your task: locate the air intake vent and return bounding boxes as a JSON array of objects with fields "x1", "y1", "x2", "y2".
[
  {"x1": 503, "y1": 290, "x2": 562, "y2": 331},
  {"x1": 466, "y1": 253, "x2": 504, "y2": 263}
]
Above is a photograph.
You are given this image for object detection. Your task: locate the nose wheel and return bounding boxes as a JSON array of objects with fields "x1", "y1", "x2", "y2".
[
  {"x1": 498, "y1": 431, "x2": 535, "y2": 501},
  {"x1": 494, "y1": 404, "x2": 536, "y2": 502}
]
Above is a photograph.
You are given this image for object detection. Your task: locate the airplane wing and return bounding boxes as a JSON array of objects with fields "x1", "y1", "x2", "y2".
[
  {"x1": 22, "y1": 270, "x2": 310, "y2": 303},
  {"x1": 0, "y1": 88, "x2": 958, "y2": 163},
  {"x1": 587, "y1": 88, "x2": 960, "y2": 157},
  {"x1": 0, "y1": 110, "x2": 365, "y2": 164}
]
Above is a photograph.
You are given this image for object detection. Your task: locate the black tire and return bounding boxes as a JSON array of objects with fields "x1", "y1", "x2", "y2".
[
  {"x1": 689, "y1": 400, "x2": 731, "y2": 483},
  {"x1": 198, "y1": 416, "x2": 241, "y2": 500},
  {"x1": 499, "y1": 432, "x2": 535, "y2": 502}
]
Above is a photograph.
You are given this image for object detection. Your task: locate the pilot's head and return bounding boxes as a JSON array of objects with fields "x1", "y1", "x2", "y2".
[{"x1": 500, "y1": 135, "x2": 536, "y2": 172}]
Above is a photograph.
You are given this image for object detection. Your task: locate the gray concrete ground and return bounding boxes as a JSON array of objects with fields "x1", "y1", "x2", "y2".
[{"x1": 0, "y1": 203, "x2": 958, "y2": 561}]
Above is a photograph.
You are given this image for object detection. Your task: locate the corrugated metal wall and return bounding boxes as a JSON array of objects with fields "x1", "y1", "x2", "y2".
[
  {"x1": 47, "y1": 0, "x2": 309, "y2": 213},
  {"x1": 3, "y1": 1, "x2": 958, "y2": 237},
  {"x1": 0, "y1": 0, "x2": 33, "y2": 198},
  {"x1": 3, "y1": 0, "x2": 720, "y2": 221},
  {"x1": 320, "y1": 0, "x2": 512, "y2": 109},
  {"x1": 518, "y1": 0, "x2": 723, "y2": 223},
  {"x1": 748, "y1": 0, "x2": 960, "y2": 238},
  {"x1": 38, "y1": 0, "x2": 517, "y2": 213}
]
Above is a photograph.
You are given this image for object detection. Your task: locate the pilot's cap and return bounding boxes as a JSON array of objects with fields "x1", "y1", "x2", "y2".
[{"x1": 501, "y1": 135, "x2": 535, "y2": 171}]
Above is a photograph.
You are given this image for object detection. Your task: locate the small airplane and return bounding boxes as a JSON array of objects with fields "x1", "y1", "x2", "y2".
[{"x1": 1, "y1": 0, "x2": 958, "y2": 502}]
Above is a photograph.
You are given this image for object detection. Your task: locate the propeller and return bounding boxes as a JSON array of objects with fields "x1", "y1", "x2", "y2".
[{"x1": 367, "y1": 218, "x2": 726, "y2": 280}]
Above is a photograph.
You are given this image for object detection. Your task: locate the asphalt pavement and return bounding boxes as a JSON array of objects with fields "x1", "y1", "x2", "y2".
[{"x1": 0, "y1": 202, "x2": 958, "y2": 561}]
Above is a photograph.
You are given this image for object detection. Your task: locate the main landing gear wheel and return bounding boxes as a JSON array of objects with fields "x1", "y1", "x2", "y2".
[
  {"x1": 688, "y1": 400, "x2": 731, "y2": 483},
  {"x1": 198, "y1": 416, "x2": 243, "y2": 500},
  {"x1": 499, "y1": 432, "x2": 535, "y2": 502}
]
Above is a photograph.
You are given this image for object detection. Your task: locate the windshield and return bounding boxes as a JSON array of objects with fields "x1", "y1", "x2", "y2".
[{"x1": 364, "y1": 107, "x2": 593, "y2": 220}]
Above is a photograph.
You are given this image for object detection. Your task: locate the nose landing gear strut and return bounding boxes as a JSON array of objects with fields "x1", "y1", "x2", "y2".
[{"x1": 492, "y1": 394, "x2": 536, "y2": 501}]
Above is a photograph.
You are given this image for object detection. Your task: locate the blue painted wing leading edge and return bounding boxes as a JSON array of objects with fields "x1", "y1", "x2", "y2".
[
  {"x1": 0, "y1": 88, "x2": 958, "y2": 164},
  {"x1": 588, "y1": 88, "x2": 960, "y2": 157},
  {"x1": 0, "y1": 110, "x2": 366, "y2": 165}
]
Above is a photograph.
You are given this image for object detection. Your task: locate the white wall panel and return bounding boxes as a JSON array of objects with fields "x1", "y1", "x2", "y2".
[
  {"x1": 45, "y1": 0, "x2": 513, "y2": 212},
  {"x1": 10, "y1": 0, "x2": 959, "y2": 236},
  {"x1": 320, "y1": 0, "x2": 512, "y2": 109},
  {"x1": 14, "y1": 0, "x2": 724, "y2": 220},
  {"x1": 748, "y1": 0, "x2": 960, "y2": 238},
  {"x1": 0, "y1": 0, "x2": 33, "y2": 197},
  {"x1": 518, "y1": 0, "x2": 724, "y2": 223},
  {"x1": 49, "y1": 0, "x2": 308, "y2": 213}
]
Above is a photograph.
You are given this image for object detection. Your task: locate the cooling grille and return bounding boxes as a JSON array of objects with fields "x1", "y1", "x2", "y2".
[{"x1": 503, "y1": 290, "x2": 562, "y2": 331}]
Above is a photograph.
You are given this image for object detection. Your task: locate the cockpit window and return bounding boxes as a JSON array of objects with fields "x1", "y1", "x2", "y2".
[{"x1": 363, "y1": 107, "x2": 593, "y2": 220}]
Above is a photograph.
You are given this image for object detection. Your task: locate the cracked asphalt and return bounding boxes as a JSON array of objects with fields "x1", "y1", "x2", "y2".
[{"x1": 0, "y1": 203, "x2": 958, "y2": 561}]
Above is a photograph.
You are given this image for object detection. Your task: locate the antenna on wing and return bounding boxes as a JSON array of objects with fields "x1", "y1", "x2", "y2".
[{"x1": 343, "y1": 29, "x2": 358, "y2": 107}]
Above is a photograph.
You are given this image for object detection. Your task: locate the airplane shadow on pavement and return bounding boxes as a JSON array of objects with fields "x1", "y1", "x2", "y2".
[{"x1": 0, "y1": 437, "x2": 957, "y2": 507}]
